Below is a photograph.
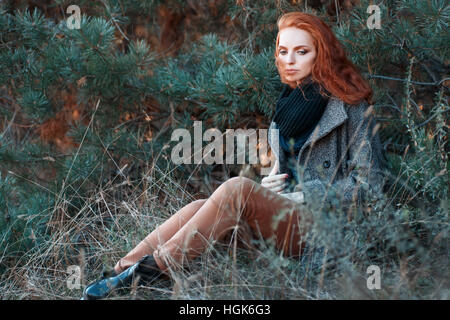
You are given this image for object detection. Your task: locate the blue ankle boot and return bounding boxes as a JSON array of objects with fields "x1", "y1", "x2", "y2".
[{"x1": 82, "y1": 254, "x2": 163, "y2": 300}]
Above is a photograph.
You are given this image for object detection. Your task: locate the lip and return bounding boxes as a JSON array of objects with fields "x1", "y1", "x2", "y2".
[{"x1": 285, "y1": 69, "x2": 298, "y2": 73}]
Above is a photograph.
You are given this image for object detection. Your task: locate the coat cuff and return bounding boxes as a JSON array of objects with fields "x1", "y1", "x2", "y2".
[
  {"x1": 294, "y1": 179, "x2": 328, "y2": 205},
  {"x1": 279, "y1": 191, "x2": 305, "y2": 204}
]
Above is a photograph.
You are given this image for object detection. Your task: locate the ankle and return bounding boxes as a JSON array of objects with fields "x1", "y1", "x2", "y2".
[{"x1": 152, "y1": 253, "x2": 167, "y2": 273}]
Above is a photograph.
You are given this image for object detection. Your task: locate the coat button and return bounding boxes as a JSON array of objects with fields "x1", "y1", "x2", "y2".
[{"x1": 323, "y1": 160, "x2": 330, "y2": 168}]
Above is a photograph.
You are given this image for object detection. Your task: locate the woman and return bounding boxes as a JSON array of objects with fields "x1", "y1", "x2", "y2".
[{"x1": 82, "y1": 12, "x2": 385, "y2": 300}]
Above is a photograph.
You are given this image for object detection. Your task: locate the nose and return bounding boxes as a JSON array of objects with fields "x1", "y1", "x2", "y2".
[{"x1": 286, "y1": 51, "x2": 295, "y2": 64}]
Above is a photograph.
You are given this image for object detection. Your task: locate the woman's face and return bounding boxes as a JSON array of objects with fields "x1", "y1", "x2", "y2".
[{"x1": 277, "y1": 27, "x2": 317, "y2": 85}]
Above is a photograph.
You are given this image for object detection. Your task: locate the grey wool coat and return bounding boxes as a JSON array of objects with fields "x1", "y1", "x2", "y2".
[{"x1": 268, "y1": 95, "x2": 386, "y2": 207}]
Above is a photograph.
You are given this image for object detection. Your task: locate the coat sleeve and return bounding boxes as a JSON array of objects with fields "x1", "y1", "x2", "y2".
[{"x1": 295, "y1": 102, "x2": 386, "y2": 207}]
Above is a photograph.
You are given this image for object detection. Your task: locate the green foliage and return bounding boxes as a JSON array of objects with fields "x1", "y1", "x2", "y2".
[
  {"x1": 18, "y1": 90, "x2": 53, "y2": 121},
  {"x1": 0, "y1": 172, "x2": 54, "y2": 266},
  {"x1": 160, "y1": 33, "x2": 281, "y2": 127}
]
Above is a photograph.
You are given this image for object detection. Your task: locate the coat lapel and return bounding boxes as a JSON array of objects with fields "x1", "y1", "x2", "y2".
[{"x1": 298, "y1": 96, "x2": 348, "y2": 157}]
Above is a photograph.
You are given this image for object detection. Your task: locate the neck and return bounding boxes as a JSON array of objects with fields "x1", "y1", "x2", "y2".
[{"x1": 285, "y1": 75, "x2": 314, "y2": 89}]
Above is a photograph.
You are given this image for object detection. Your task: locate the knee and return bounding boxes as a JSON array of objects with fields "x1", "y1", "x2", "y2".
[
  {"x1": 192, "y1": 199, "x2": 207, "y2": 206},
  {"x1": 189, "y1": 199, "x2": 207, "y2": 212},
  {"x1": 222, "y1": 176, "x2": 255, "y2": 192},
  {"x1": 215, "y1": 176, "x2": 257, "y2": 206}
]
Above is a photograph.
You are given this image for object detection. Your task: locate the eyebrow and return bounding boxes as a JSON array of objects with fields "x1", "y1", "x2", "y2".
[{"x1": 278, "y1": 45, "x2": 310, "y2": 50}]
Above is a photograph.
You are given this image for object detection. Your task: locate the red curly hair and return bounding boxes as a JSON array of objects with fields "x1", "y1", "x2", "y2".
[{"x1": 275, "y1": 12, "x2": 373, "y2": 105}]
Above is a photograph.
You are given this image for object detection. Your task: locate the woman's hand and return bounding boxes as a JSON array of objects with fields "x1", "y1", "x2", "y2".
[
  {"x1": 262, "y1": 159, "x2": 289, "y2": 194},
  {"x1": 261, "y1": 173, "x2": 290, "y2": 194}
]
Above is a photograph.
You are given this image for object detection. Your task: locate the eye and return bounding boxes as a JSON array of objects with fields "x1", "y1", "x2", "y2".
[{"x1": 279, "y1": 49, "x2": 308, "y2": 55}]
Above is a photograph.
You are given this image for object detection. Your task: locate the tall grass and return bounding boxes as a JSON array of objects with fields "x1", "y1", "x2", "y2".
[{"x1": 1, "y1": 72, "x2": 448, "y2": 299}]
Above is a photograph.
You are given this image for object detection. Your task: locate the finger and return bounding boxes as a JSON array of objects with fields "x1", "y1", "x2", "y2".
[
  {"x1": 265, "y1": 173, "x2": 288, "y2": 182},
  {"x1": 273, "y1": 173, "x2": 289, "y2": 180},
  {"x1": 271, "y1": 178, "x2": 288, "y2": 188},
  {"x1": 263, "y1": 174, "x2": 289, "y2": 185},
  {"x1": 273, "y1": 161, "x2": 279, "y2": 175},
  {"x1": 268, "y1": 160, "x2": 279, "y2": 176},
  {"x1": 271, "y1": 183, "x2": 287, "y2": 193}
]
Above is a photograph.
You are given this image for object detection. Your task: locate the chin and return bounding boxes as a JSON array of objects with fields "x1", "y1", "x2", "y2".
[
  {"x1": 284, "y1": 74, "x2": 301, "y2": 81},
  {"x1": 283, "y1": 76, "x2": 301, "y2": 86},
  {"x1": 287, "y1": 77, "x2": 302, "y2": 82}
]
